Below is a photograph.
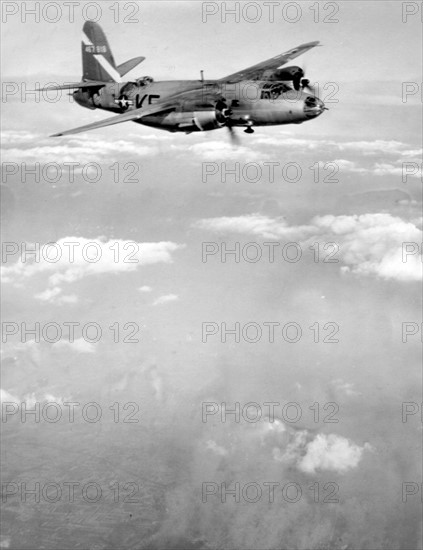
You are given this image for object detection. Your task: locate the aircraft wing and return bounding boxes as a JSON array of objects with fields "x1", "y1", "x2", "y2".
[
  {"x1": 219, "y1": 41, "x2": 320, "y2": 82},
  {"x1": 51, "y1": 103, "x2": 176, "y2": 136},
  {"x1": 51, "y1": 86, "x2": 215, "y2": 137},
  {"x1": 37, "y1": 81, "x2": 107, "y2": 91}
]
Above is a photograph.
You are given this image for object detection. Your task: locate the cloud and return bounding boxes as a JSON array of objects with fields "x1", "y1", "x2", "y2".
[
  {"x1": 309, "y1": 158, "x2": 421, "y2": 180},
  {"x1": 186, "y1": 140, "x2": 269, "y2": 161},
  {"x1": 1, "y1": 131, "x2": 158, "y2": 163},
  {"x1": 331, "y1": 379, "x2": 362, "y2": 397},
  {"x1": 22, "y1": 392, "x2": 37, "y2": 408},
  {"x1": 34, "y1": 286, "x2": 62, "y2": 301},
  {"x1": 194, "y1": 212, "x2": 423, "y2": 281},
  {"x1": 330, "y1": 158, "x2": 369, "y2": 174},
  {"x1": 298, "y1": 434, "x2": 370, "y2": 474},
  {"x1": 252, "y1": 418, "x2": 368, "y2": 474},
  {"x1": 2, "y1": 238, "x2": 184, "y2": 292},
  {"x1": 3, "y1": 131, "x2": 419, "y2": 182},
  {"x1": 337, "y1": 140, "x2": 406, "y2": 154},
  {"x1": 34, "y1": 286, "x2": 78, "y2": 305},
  {"x1": 56, "y1": 294, "x2": 78, "y2": 304},
  {"x1": 22, "y1": 392, "x2": 71, "y2": 407},
  {"x1": 373, "y1": 163, "x2": 421, "y2": 179},
  {"x1": 138, "y1": 285, "x2": 153, "y2": 293},
  {"x1": 252, "y1": 135, "x2": 321, "y2": 148},
  {"x1": 205, "y1": 440, "x2": 228, "y2": 456},
  {"x1": 194, "y1": 213, "x2": 311, "y2": 240},
  {"x1": 272, "y1": 429, "x2": 309, "y2": 465},
  {"x1": 210, "y1": 134, "x2": 421, "y2": 179},
  {"x1": 0, "y1": 389, "x2": 19, "y2": 404},
  {"x1": 52, "y1": 338, "x2": 96, "y2": 354},
  {"x1": 1, "y1": 390, "x2": 71, "y2": 409},
  {"x1": 1, "y1": 130, "x2": 39, "y2": 144},
  {"x1": 250, "y1": 135, "x2": 418, "y2": 157},
  {"x1": 0, "y1": 536, "x2": 10, "y2": 548},
  {"x1": 153, "y1": 294, "x2": 179, "y2": 306},
  {"x1": 42, "y1": 393, "x2": 71, "y2": 406}
]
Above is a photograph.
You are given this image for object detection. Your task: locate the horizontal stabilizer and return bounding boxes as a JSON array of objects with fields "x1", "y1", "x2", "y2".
[
  {"x1": 117, "y1": 57, "x2": 145, "y2": 77},
  {"x1": 36, "y1": 81, "x2": 106, "y2": 91}
]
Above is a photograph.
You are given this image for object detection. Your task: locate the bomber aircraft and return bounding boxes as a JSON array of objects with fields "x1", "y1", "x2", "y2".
[{"x1": 42, "y1": 21, "x2": 327, "y2": 140}]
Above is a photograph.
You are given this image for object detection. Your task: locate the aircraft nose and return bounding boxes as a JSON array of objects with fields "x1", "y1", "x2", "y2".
[{"x1": 304, "y1": 96, "x2": 326, "y2": 118}]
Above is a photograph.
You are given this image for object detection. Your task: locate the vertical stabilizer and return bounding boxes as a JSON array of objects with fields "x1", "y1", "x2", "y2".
[{"x1": 81, "y1": 21, "x2": 122, "y2": 82}]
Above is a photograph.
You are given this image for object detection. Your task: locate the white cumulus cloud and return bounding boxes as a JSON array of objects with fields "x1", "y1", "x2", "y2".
[
  {"x1": 298, "y1": 434, "x2": 369, "y2": 474},
  {"x1": 1, "y1": 131, "x2": 158, "y2": 164},
  {"x1": 52, "y1": 338, "x2": 97, "y2": 354},
  {"x1": 194, "y1": 212, "x2": 422, "y2": 281},
  {"x1": 2, "y1": 238, "x2": 184, "y2": 293},
  {"x1": 153, "y1": 294, "x2": 179, "y2": 306}
]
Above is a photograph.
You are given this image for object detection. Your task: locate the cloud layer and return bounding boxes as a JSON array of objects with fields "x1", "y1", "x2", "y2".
[
  {"x1": 194, "y1": 212, "x2": 423, "y2": 281},
  {"x1": 2, "y1": 237, "x2": 184, "y2": 303}
]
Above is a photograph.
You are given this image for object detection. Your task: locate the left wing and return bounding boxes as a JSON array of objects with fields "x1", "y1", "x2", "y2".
[
  {"x1": 219, "y1": 41, "x2": 320, "y2": 82},
  {"x1": 51, "y1": 102, "x2": 176, "y2": 136},
  {"x1": 51, "y1": 86, "x2": 218, "y2": 136}
]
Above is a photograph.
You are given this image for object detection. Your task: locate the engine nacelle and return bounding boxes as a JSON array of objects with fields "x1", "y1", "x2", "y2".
[
  {"x1": 177, "y1": 110, "x2": 225, "y2": 131},
  {"x1": 193, "y1": 110, "x2": 225, "y2": 130},
  {"x1": 262, "y1": 65, "x2": 304, "y2": 82},
  {"x1": 73, "y1": 89, "x2": 97, "y2": 110},
  {"x1": 176, "y1": 94, "x2": 231, "y2": 131}
]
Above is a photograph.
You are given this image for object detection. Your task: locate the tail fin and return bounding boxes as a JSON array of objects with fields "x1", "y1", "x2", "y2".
[{"x1": 82, "y1": 21, "x2": 122, "y2": 83}]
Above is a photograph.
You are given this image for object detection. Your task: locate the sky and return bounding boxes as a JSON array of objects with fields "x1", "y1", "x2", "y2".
[{"x1": 1, "y1": 2, "x2": 422, "y2": 550}]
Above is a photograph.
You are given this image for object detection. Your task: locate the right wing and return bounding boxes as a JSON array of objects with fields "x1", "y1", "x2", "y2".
[{"x1": 51, "y1": 103, "x2": 176, "y2": 137}]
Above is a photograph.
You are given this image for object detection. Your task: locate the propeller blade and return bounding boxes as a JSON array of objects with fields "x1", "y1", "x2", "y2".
[
  {"x1": 227, "y1": 124, "x2": 240, "y2": 146},
  {"x1": 293, "y1": 74, "x2": 301, "y2": 92},
  {"x1": 300, "y1": 77, "x2": 317, "y2": 96},
  {"x1": 306, "y1": 83, "x2": 317, "y2": 96},
  {"x1": 299, "y1": 63, "x2": 317, "y2": 96},
  {"x1": 292, "y1": 67, "x2": 305, "y2": 91}
]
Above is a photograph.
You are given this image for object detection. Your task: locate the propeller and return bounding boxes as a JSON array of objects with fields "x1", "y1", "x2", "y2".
[
  {"x1": 292, "y1": 69, "x2": 305, "y2": 91},
  {"x1": 301, "y1": 78, "x2": 317, "y2": 96},
  {"x1": 215, "y1": 98, "x2": 241, "y2": 145},
  {"x1": 226, "y1": 122, "x2": 240, "y2": 146},
  {"x1": 292, "y1": 65, "x2": 317, "y2": 96}
]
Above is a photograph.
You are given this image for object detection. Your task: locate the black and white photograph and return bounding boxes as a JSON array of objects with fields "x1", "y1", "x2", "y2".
[{"x1": 1, "y1": 1, "x2": 422, "y2": 549}]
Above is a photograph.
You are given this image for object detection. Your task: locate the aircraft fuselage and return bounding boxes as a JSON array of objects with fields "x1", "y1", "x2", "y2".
[{"x1": 74, "y1": 78, "x2": 325, "y2": 134}]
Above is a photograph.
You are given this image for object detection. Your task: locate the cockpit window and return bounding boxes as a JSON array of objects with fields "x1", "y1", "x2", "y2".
[
  {"x1": 136, "y1": 76, "x2": 154, "y2": 86},
  {"x1": 260, "y1": 83, "x2": 291, "y2": 100},
  {"x1": 305, "y1": 96, "x2": 318, "y2": 107}
]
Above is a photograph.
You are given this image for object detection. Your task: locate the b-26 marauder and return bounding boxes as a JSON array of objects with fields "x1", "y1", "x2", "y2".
[{"x1": 42, "y1": 21, "x2": 327, "y2": 140}]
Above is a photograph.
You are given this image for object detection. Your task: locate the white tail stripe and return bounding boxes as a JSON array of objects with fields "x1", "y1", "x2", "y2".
[
  {"x1": 94, "y1": 54, "x2": 122, "y2": 83},
  {"x1": 82, "y1": 32, "x2": 94, "y2": 46}
]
